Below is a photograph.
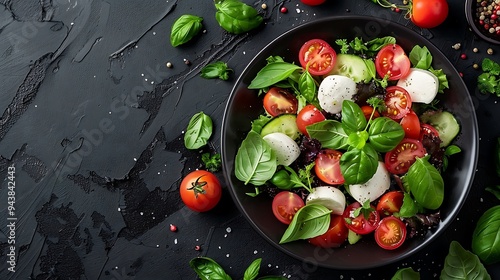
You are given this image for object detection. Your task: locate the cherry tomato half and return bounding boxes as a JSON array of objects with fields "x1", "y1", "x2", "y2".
[
  {"x1": 375, "y1": 216, "x2": 407, "y2": 250},
  {"x1": 419, "y1": 123, "x2": 440, "y2": 142},
  {"x1": 343, "y1": 202, "x2": 380, "y2": 235},
  {"x1": 410, "y1": 0, "x2": 449, "y2": 29},
  {"x1": 272, "y1": 191, "x2": 305, "y2": 224},
  {"x1": 375, "y1": 44, "x2": 410, "y2": 80},
  {"x1": 315, "y1": 149, "x2": 345, "y2": 185},
  {"x1": 361, "y1": 105, "x2": 380, "y2": 121},
  {"x1": 309, "y1": 214, "x2": 348, "y2": 248},
  {"x1": 296, "y1": 104, "x2": 326, "y2": 137},
  {"x1": 300, "y1": 0, "x2": 326, "y2": 6},
  {"x1": 384, "y1": 138, "x2": 426, "y2": 175},
  {"x1": 400, "y1": 110, "x2": 421, "y2": 139},
  {"x1": 180, "y1": 170, "x2": 222, "y2": 212},
  {"x1": 263, "y1": 87, "x2": 298, "y2": 117},
  {"x1": 376, "y1": 191, "x2": 404, "y2": 217},
  {"x1": 382, "y1": 86, "x2": 412, "y2": 120},
  {"x1": 299, "y1": 39, "x2": 337, "y2": 76}
]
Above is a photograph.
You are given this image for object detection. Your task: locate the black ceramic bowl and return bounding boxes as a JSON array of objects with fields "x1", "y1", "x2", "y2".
[
  {"x1": 466, "y1": 0, "x2": 500, "y2": 44},
  {"x1": 221, "y1": 16, "x2": 479, "y2": 269}
]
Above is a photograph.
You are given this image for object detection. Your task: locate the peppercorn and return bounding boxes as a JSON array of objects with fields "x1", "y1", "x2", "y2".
[{"x1": 488, "y1": 48, "x2": 494, "y2": 54}]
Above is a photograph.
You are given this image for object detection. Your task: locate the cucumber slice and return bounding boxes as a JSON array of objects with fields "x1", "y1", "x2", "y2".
[
  {"x1": 328, "y1": 54, "x2": 374, "y2": 83},
  {"x1": 261, "y1": 114, "x2": 300, "y2": 140},
  {"x1": 348, "y1": 229, "x2": 362, "y2": 245},
  {"x1": 420, "y1": 111, "x2": 460, "y2": 147}
]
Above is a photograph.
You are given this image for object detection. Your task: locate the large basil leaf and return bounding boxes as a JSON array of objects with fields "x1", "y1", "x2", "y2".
[
  {"x1": 397, "y1": 193, "x2": 418, "y2": 218},
  {"x1": 341, "y1": 100, "x2": 367, "y2": 135},
  {"x1": 189, "y1": 257, "x2": 232, "y2": 280},
  {"x1": 472, "y1": 205, "x2": 500, "y2": 265},
  {"x1": 340, "y1": 144, "x2": 378, "y2": 185},
  {"x1": 409, "y1": 45, "x2": 432, "y2": 70},
  {"x1": 214, "y1": 0, "x2": 263, "y2": 35},
  {"x1": 279, "y1": 204, "x2": 331, "y2": 244},
  {"x1": 440, "y1": 241, "x2": 491, "y2": 280},
  {"x1": 298, "y1": 70, "x2": 317, "y2": 104},
  {"x1": 365, "y1": 36, "x2": 396, "y2": 53},
  {"x1": 391, "y1": 267, "x2": 420, "y2": 280},
  {"x1": 248, "y1": 62, "x2": 302, "y2": 89},
  {"x1": 170, "y1": 14, "x2": 203, "y2": 47},
  {"x1": 243, "y1": 258, "x2": 261, "y2": 280},
  {"x1": 306, "y1": 120, "x2": 348, "y2": 150},
  {"x1": 368, "y1": 117, "x2": 405, "y2": 152},
  {"x1": 235, "y1": 131, "x2": 277, "y2": 186},
  {"x1": 184, "y1": 112, "x2": 213, "y2": 149},
  {"x1": 404, "y1": 157, "x2": 444, "y2": 210}
]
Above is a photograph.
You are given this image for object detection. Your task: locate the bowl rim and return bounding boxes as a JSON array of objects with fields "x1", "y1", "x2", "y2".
[
  {"x1": 465, "y1": 0, "x2": 500, "y2": 45},
  {"x1": 221, "y1": 15, "x2": 479, "y2": 269}
]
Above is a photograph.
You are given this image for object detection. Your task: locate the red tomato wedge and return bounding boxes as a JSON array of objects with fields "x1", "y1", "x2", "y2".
[
  {"x1": 400, "y1": 110, "x2": 421, "y2": 139},
  {"x1": 272, "y1": 191, "x2": 305, "y2": 224},
  {"x1": 375, "y1": 44, "x2": 411, "y2": 80},
  {"x1": 309, "y1": 214, "x2": 348, "y2": 248},
  {"x1": 263, "y1": 87, "x2": 298, "y2": 117},
  {"x1": 299, "y1": 39, "x2": 336, "y2": 76},
  {"x1": 384, "y1": 138, "x2": 426, "y2": 174},
  {"x1": 296, "y1": 104, "x2": 326, "y2": 137},
  {"x1": 375, "y1": 216, "x2": 407, "y2": 250},
  {"x1": 376, "y1": 191, "x2": 404, "y2": 217},
  {"x1": 343, "y1": 202, "x2": 380, "y2": 235},
  {"x1": 315, "y1": 149, "x2": 345, "y2": 185},
  {"x1": 419, "y1": 123, "x2": 440, "y2": 142},
  {"x1": 382, "y1": 86, "x2": 412, "y2": 120}
]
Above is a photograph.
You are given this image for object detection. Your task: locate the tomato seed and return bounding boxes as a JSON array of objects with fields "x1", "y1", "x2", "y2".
[{"x1": 169, "y1": 224, "x2": 177, "y2": 232}]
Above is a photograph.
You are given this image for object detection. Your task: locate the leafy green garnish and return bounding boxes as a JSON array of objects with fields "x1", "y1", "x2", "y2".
[
  {"x1": 279, "y1": 204, "x2": 332, "y2": 244},
  {"x1": 478, "y1": 58, "x2": 500, "y2": 95},
  {"x1": 170, "y1": 14, "x2": 203, "y2": 47},
  {"x1": 391, "y1": 267, "x2": 420, "y2": 280},
  {"x1": 201, "y1": 152, "x2": 221, "y2": 172},
  {"x1": 441, "y1": 241, "x2": 492, "y2": 279},
  {"x1": 403, "y1": 156, "x2": 444, "y2": 210},
  {"x1": 200, "y1": 61, "x2": 232, "y2": 80},
  {"x1": 214, "y1": 0, "x2": 263, "y2": 35},
  {"x1": 184, "y1": 112, "x2": 213, "y2": 149}
]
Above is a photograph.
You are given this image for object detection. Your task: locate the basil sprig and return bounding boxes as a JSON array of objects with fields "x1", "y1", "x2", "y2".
[
  {"x1": 201, "y1": 61, "x2": 232, "y2": 80},
  {"x1": 408, "y1": 45, "x2": 449, "y2": 93},
  {"x1": 170, "y1": 14, "x2": 203, "y2": 47},
  {"x1": 279, "y1": 204, "x2": 331, "y2": 244},
  {"x1": 307, "y1": 99, "x2": 404, "y2": 185},
  {"x1": 440, "y1": 241, "x2": 491, "y2": 279},
  {"x1": 214, "y1": 0, "x2": 263, "y2": 35},
  {"x1": 189, "y1": 257, "x2": 232, "y2": 280},
  {"x1": 184, "y1": 112, "x2": 213, "y2": 149}
]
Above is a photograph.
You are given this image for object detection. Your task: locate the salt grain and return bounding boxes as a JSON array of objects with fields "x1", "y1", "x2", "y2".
[
  {"x1": 174, "y1": 239, "x2": 178, "y2": 244},
  {"x1": 226, "y1": 227, "x2": 232, "y2": 233}
]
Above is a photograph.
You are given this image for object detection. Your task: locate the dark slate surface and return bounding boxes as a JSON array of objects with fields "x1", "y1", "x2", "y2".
[{"x1": 0, "y1": 0, "x2": 499, "y2": 279}]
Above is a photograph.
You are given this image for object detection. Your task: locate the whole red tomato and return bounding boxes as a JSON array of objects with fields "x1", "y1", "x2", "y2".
[
  {"x1": 180, "y1": 170, "x2": 221, "y2": 212},
  {"x1": 300, "y1": 0, "x2": 326, "y2": 6},
  {"x1": 410, "y1": 0, "x2": 448, "y2": 29}
]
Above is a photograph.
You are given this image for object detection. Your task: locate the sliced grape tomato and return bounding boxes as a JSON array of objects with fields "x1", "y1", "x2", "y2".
[
  {"x1": 272, "y1": 191, "x2": 305, "y2": 225},
  {"x1": 299, "y1": 39, "x2": 336, "y2": 76},
  {"x1": 375, "y1": 216, "x2": 407, "y2": 250}
]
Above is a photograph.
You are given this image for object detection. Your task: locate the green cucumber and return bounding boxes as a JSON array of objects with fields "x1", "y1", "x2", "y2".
[
  {"x1": 348, "y1": 229, "x2": 362, "y2": 245},
  {"x1": 261, "y1": 114, "x2": 300, "y2": 140},
  {"x1": 420, "y1": 110, "x2": 460, "y2": 147},
  {"x1": 328, "y1": 54, "x2": 374, "y2": 83}
]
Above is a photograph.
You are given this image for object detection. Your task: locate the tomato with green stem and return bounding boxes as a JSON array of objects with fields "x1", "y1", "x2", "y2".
[
  {"x1": 299, "y1": 39, "x2": 337, "y2": 76},
  {"x1": 272, "y1": 191, "x2": 305, "y2": 224},
  {"x1": 371, "y1": 0, "x2": 448, "y2": 29},
  {"x1": 180, "y1": 170, "x2": 222, "y2": 212}
]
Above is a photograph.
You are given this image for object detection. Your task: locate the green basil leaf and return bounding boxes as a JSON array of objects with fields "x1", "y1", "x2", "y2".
[
  {"x1": 214, "y1": 0, "x2": 263, "y2": 35},
  {"x1": 485, "y1": 186, "x2": 500, "y2": 201},
  {"x1": 184, "y1": 112, "x2": 213, "y2": 149},
  {"x1": 397, "y1": 193, "x2": 418, "y2": 218},
  {"x1": 429, "y1": 67, "x2": 449, "y2": 94},
  {"x1": 368, "y1": 117, "x2": 405, "y2": 152},
  {"x1": 248, "y1": 62, "x2": 302, "y2": 89},
  {"x1": 189, "y1": 257, "x2": 232, "y2": 280},
  {"x1": 365, "y1": 36, "x2": 396, "y2": 53},
  {"x1": 251, "y1": 115, "x2": 271, "y2": 134},
  {"x1": 279, "y1": 204, "x2": 331, "y2": 244},
  {"x1": 440, "y1": 241, "x2": 491, "y2": 280},
  {"x1": 405, "y1": 157, "x2": 444, "y2": 210},
  {"x1": 170, "y1": 14, "x2": 203, "y2": 47},
  {"x1": 347, "y1": 131, "x2": 369, "y2": 150},
  {"x1": 409, "y1": 45, "x2": 432, "y2": 69},
  {"x1": 306, "y1": 120, "x2": 349, "y2": 150},
  {"x1": 340, "y1": 144, "x2": 378, "y2": 185},
  {"x1": 341, "y1": 100, "x2": 367, "y2": 134},
  {"x1": 201, "y1": 61, "x2": 232, "y2": 80},
  {"x1": 243, "y1": 258, "x2": 261, "y2": 280},
  {"x1": 235, "y1": 130, "x2": 277, "y2": 186},
  {"x1": 472, "y1": 205, "x2": 500, "y2": 265},
  {"x1": 391, "y1": 267, "x2": 420, "y2": 280},
  {"x1": 298, "y1": 71, "x2": 317, "y2": 104}
]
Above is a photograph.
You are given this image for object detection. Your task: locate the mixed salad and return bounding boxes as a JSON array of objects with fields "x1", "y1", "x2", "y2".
[{"x1": 234, "y1": 36, "x2": 461, "y2": 250}]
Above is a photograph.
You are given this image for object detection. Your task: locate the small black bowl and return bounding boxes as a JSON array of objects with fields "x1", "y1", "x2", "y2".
[
  {"x1": 221, "y1": 16, "x2": 479, "y2": 269},
  {"x1": 466, "y1": 0, "x2": 500, "y2": 44}
]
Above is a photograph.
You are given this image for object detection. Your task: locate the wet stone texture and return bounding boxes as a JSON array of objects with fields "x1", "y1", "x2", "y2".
[{"x1": 0, "y1": 0, "x2": 499, "y2": 279}]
